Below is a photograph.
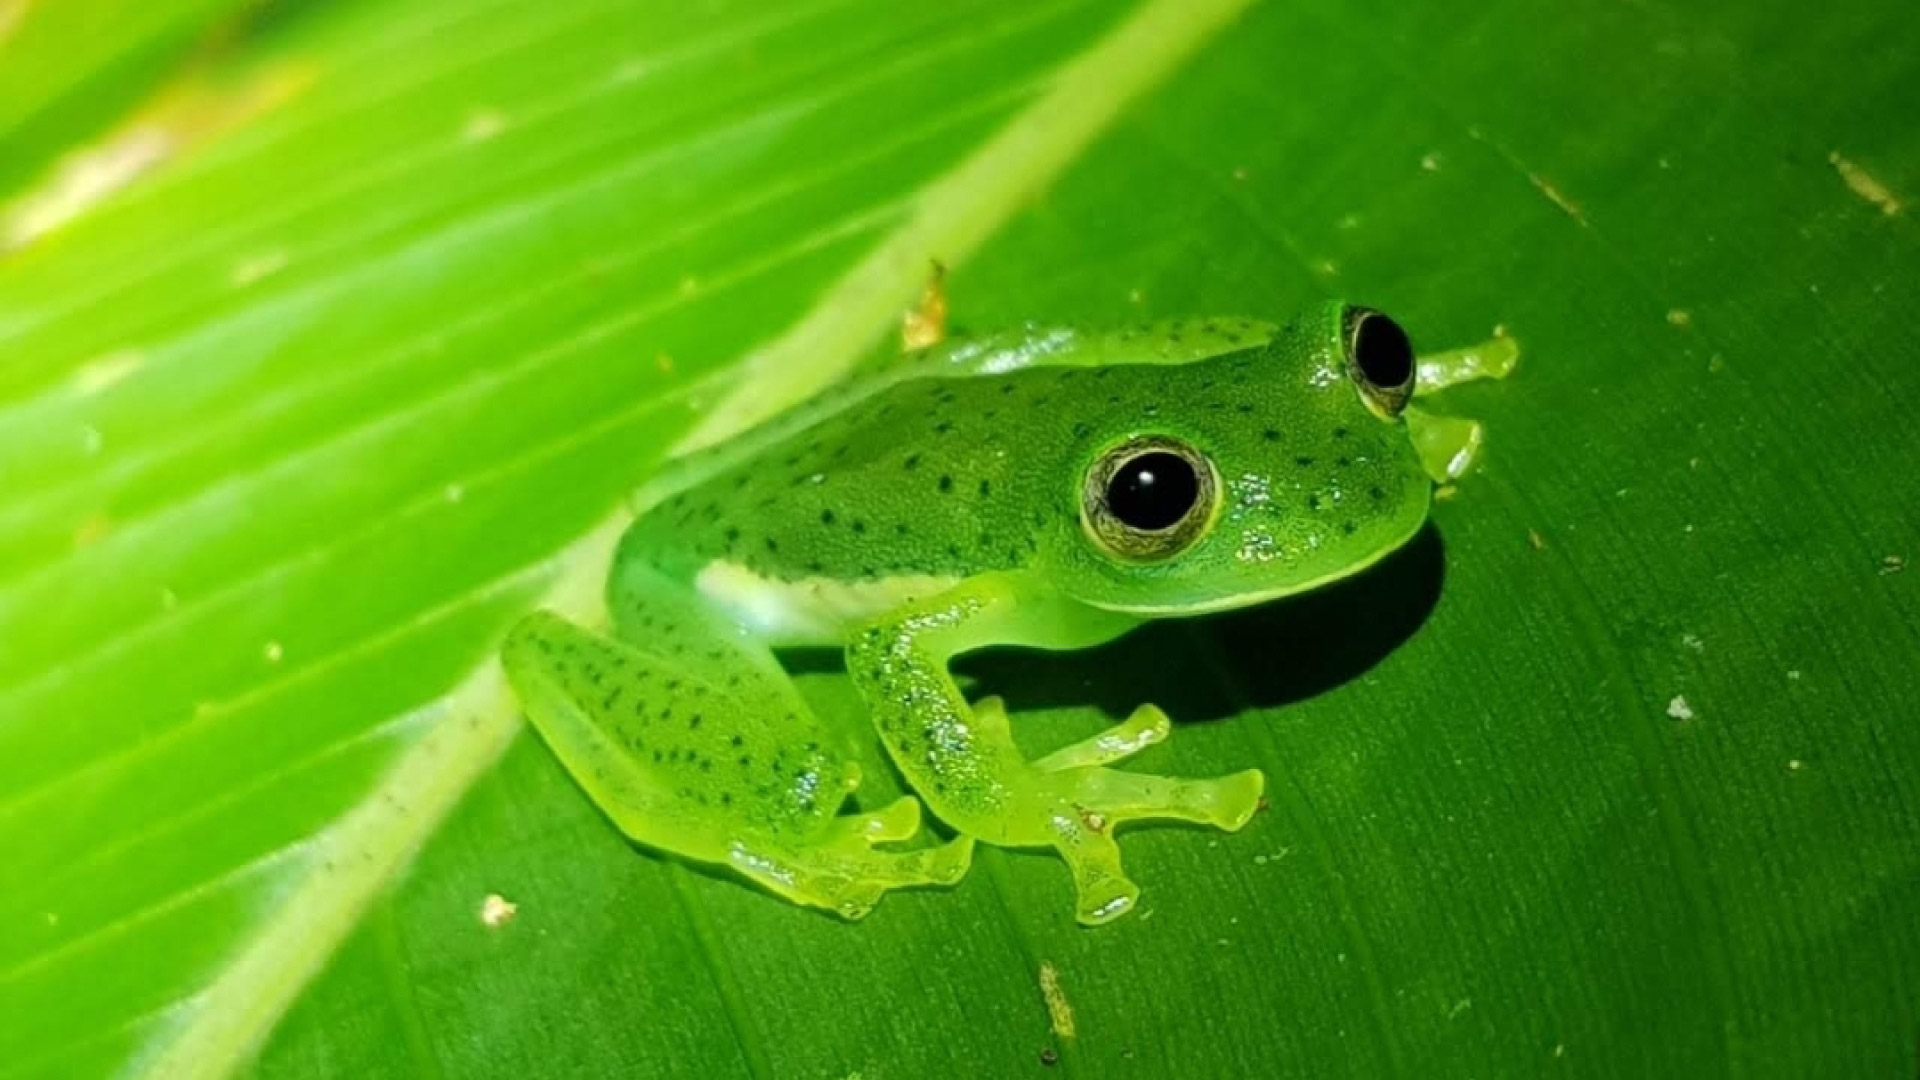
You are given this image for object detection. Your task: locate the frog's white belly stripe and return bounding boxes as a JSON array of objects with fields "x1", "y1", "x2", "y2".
[{"x1": 695, "y1": 561, "x2": 961, "y2": 647}]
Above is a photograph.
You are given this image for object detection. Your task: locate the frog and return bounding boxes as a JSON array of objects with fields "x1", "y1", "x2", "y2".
[{"x1": 501, "y1": 301, "x2": 1515, "y2": 925}]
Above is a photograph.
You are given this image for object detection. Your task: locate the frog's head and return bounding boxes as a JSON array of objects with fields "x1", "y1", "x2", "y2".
[{"x1": 1049, "y1": 302, "x2": 1434, "y2": 616}]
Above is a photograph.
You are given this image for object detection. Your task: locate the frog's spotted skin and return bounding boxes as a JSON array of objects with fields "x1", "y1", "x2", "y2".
[{"x1": 503, "y1": 302, "x2": 1511, "y2": 924}]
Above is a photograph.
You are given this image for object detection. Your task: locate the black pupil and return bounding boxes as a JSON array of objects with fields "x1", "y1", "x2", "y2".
[
  {"x1": 1107, "y1": 452, "x2": 1200, "y2": 531},
  {"x1": 1354, "y1": 313, "x2": 1414, "y2": 389}
]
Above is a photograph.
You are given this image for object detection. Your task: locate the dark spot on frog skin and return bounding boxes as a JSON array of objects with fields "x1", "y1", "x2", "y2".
[{"x1": 938, "y1": 475, "x2": 954, "y2": 493}]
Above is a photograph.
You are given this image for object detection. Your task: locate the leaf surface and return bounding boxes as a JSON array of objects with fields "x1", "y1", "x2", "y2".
[{"x1": 0, "y1": 1, "x2": 1916, "y2": 1078}]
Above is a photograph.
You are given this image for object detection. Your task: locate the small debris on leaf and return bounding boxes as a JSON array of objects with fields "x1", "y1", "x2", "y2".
[
  {"x1": 1038, "y1": 961, "x2": 1076, "y2": 1038},
  {"x1": 480, "y1": 893, "x2": 518, "y2": 927}
]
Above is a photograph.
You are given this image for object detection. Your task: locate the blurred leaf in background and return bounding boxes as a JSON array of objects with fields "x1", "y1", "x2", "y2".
[{"x1": 1, "y1": 1, "x2": 1916, "y2": 1078}]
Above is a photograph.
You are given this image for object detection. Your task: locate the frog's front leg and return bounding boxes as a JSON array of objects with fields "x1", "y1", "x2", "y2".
[
  {"x1": 1406, "y1": 331, "x2": 1521, "y2": 481},
  {"x1": 847, "y1": 574, "x2": 1265, "y2": 925}
]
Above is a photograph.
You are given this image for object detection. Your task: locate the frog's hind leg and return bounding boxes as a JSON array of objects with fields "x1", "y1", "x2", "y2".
[{"x1": 502, "y1": 602, "x2": 969, "y2": 921}]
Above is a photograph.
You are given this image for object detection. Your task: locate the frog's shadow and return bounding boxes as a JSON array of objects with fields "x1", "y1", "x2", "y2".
[
  {"x1": 956, "y1": 524, "x2": 1446, "y2": 724},
  {"x1": 662, "y1": 529, "x2": 1444, "y2": 917}
]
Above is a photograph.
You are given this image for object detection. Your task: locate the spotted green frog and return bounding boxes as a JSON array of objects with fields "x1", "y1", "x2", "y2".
[{"x1": 503, "y1": 303, "x2": 1514, "y2": 924}]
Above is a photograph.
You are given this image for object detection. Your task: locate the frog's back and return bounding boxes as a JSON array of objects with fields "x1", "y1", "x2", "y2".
[{"x1": 628, "y1": 364, "x2": 1092, "y2": 590}]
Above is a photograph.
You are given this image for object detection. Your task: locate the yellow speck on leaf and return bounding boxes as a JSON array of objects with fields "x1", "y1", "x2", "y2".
[
  {"x1": 72, "y1": 513, "x2": 111, "y2": 548},
  {"x1": 900, "y1": 260, "x2": 948, "y2": 352},
  {"x1": 462, "y1": 108, "x2": 507, "y2": 143},
  {"x1": 480, "y1": 893, "x2": 518, "y2": 927},
  {"x1": 1829, "y1": 151, "x2": 1902, "y2": 216},
  {"x1": 232, "y1": 251, "x2": 289, "y2": 287},
  {"x1": 1038, "y1": 961, "x2": 1076, "y2": 1039},
  {"x1": 1528, "y1": 173, "x2": 1587, "y2": 225},
  {"x1": 2, "y1": 61, "x2": 314, "y2": 251},
  {"x1": 71, "y1": 349, "x2": 145, "y2": 396},
  {"x1": 0, "y1": 0, "x2": 28, "y2": 42}
]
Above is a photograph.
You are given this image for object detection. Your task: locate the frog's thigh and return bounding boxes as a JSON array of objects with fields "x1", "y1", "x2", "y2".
[
  {"x1": 502, "y1": 612, "x2": 970, "y2": 919},
  {"x1": 846, "y1": 576, "x2": 1265, "y2": 925}
]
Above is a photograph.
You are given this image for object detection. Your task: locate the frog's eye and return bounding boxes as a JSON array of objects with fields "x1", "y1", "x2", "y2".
[
  {"x1": 1081, "y1": 436, "x2": 1219, "y2": 562},
  {"x1": 1344, "y1": 307, "x2": 1416, "y2": 418}
]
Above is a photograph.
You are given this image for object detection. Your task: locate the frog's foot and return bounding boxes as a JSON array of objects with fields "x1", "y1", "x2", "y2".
[
  {"x1": 971, "y1": 698, "x2": 1264, "y2": 925},
  {"x1": 1405, "y1": 406, "x2": 1487, "y2": 483},
  {"x1": 1403, "y1": 331, "x2": 1517, "y2": 482},
  {"x1": 1040, "y1": 764, "x2": 1266, "y2": 925},
  {"x1": 726, "y1": 827, "x2": 975, "y2": 921},
  {"x1": 1031, "y1": 701, "x2": 1170, "y2": 772},
  {"x1": 1415, "y1": 331, "x2": 1519, "y2": 394}
]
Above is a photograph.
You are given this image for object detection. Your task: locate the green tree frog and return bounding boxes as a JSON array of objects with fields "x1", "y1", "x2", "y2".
[{"x1": 503, "y1": 303, "x2": 1513, "y2": 925}]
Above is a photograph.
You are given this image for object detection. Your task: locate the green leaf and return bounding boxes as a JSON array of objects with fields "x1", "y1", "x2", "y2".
[{"x1": 2, "y1": 1, "x2": 1916, "y2": 1078}]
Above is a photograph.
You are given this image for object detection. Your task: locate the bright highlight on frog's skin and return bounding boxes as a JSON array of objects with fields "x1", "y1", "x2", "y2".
[{"x1": 502, "y1": 298, "x2": 1514, "y2": 926}]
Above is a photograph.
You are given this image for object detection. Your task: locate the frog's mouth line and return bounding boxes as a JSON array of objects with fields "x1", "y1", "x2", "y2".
[{"x1": 1087, "y1": 504, "x2": 1429, "y2": 618}]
